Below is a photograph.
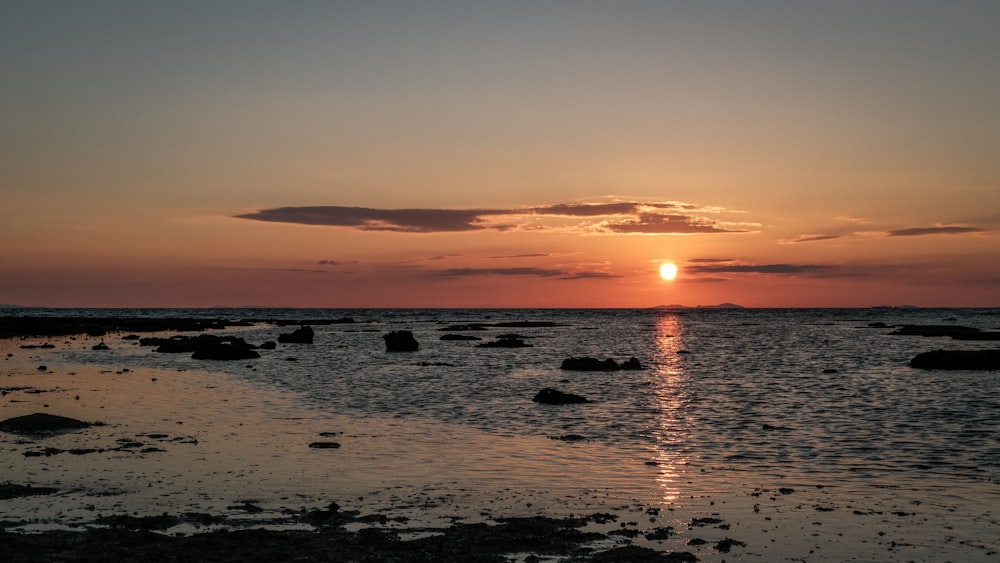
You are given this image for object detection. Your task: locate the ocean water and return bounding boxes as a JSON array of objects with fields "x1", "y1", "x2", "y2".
[{"x1": 3, "y1": 307, "x2": 999, "y2": 558}]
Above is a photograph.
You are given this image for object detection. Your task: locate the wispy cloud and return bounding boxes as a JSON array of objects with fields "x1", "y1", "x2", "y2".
[
  {"x1": 789, "y1": 234, "x2": 841, "y2": 243},
  {"x1": 886, "y1": 225, "x2": 986, "y2": 237},
  {"x1": 236, "y1": 206, "x2": 504, "y2": 232},
  {"x1": 488, "y1": 253, "x2": 551, "y2": 259},
  {"x1": 686, "y1": 259, "x2": 832, "y2": 276},
  {"x1": 688, "y1": 263, "x2": 831, "y2": 274},
  {"x1": 601, "y1": 213, "x2": 739, "y2": 234},
  {"x1": 236, "y1": 200, "x2": 746, "y2": 235},
  {"x1": 434, "y1": 267, "x2": 618, "y2": 280}
]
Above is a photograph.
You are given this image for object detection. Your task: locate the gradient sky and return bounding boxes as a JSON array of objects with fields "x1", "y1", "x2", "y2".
[{"x1": 3, "y1": 1, "x2": 998, "y2": 308}]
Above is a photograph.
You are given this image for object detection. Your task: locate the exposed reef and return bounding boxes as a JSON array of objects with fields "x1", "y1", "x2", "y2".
[{"x1": 909, "y1": 349, "x2": 1000, "y2": 370}]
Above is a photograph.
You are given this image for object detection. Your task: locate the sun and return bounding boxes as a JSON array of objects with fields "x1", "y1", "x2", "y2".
[{"x1": 659, "y1": 262, "x2": 679, "y2": 281}]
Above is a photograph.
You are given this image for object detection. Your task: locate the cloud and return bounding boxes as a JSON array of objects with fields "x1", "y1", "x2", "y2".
[
  {"x1": 236, "y1": 206, "x2": 510, "y2": 232},
  {"x1": 437, "y1": 267, "x2": 563, "y2": 278},
  {"x1": 560, "y1": 271, "x2": 622, "y2": 280},
  {"x1": 686, "y1": 258, "x2": 736, "y2": 263},
  {"x1": 686, "y1": 262, "x2": 832, "y2": 275},
  {"x1": 434, "y1": 267, "x2": 617, "y2": 280},
  {"x1": 601, "y1": 213, "x2": 743, "y2": 234},
  {"x1": 886, "y1": 226, "x2": 986, "y2": 237},
  {"x1": 790, "y1": 234, "x2": 841, "y2": 243},
  {"x1": 318, "y1": 260, "x2": 358, "y2": 266},
  {"x1": 488, "y1": 253, "x2": 551, "y2": 259},
  {"x1": 236, "y1": 200, "x2": 744, "y2": 235}
]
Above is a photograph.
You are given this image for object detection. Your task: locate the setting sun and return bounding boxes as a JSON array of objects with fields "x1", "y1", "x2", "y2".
[{"x1": 659, "y1": 262, "x2": 678, "y2": 281}]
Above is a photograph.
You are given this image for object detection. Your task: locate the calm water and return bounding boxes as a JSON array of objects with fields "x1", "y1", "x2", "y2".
[{"x1": 11, "y1": 306, "x2": 1000, "y2": 492}]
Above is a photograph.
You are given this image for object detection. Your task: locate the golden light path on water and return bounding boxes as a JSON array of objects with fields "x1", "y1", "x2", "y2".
[{"x1": 652, "y1": 313, "x2": 689, "y2": 504}]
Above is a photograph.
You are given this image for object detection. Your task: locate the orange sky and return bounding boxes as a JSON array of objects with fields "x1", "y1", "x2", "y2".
[{"x1": 2, "y1": 2, "x2": 998, "y2": 308}]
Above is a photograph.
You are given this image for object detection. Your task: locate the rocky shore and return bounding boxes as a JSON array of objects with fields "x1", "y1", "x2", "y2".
[
  {"x1": 0, "y1": 510, "x2": 700, "y2": 563},
  {"x1": 3, "y1": 314, "x2": 998, "y2": 562}
]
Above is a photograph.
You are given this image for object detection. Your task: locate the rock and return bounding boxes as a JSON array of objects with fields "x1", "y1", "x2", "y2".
[
  {"x1": 259, "y1": 341, "x2": 277, "y2": 350},
  {"x1": 142, "y1": 334, "x2": 260, "y2": 360},
  {"x1": 91, "y1": 342, "x2": 110, "y2": 350},
  {"x1": 476, "y1": 335, "x2": 532, "y2": 348},
  {"x1": 909, "y1": 349, "x2": 1000, "y2": 370},
  {"x1": 0, "y1": 483, "x2": 58, "y2": 500},
  {"x1": 97, "y1": 513, "x2": 179, "y2": 531},
  {"x1": 440, "y1": 334, "x2": 482, "y2": 341},
  {"x1": 191, "y1": 343, "x2": 261, "y2": 361},
  {"x1": 550, "y1": 434, "x2": 587, "y2": 441},
  {"x1": 561, "y1": 357, "x2": 642, "y2": 371},
  {"x1": 587, "y1": 545, "x2": 696, "y2": 562},
  {"x1": 532, "y1": 388, "x2": 589, "y2": 405},
  {"x1": 0, "y1": 413, "x2": 93, "y2": 434},
  {"x1": 620, "y1": 357, "x2": 642, "y2": 370},
  {"x1": 383, "y1": 330, "x2": 419, "y2": 352},
  {"x1": 889, "y1": 325, "x2": 989, "y2": 338},
  {"x1": 715, "y1": 538, "x2": 746, "y2": 553},
  {"x1": 278, "y1": 326, "x2": 314, "y2": 344},
  {"x1": 308, "y1": 442, "x2": 341, "y2": 449}
]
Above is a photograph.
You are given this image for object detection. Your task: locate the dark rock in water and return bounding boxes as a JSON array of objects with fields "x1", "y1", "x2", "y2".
[
  {"x1": 644, "y1": 527, "x2": 673, "y2": 541},
  {"x1": 589, "y1": 545, "x2": 696, "y2": 562},
  {"x1": 0, "y1": 413, "x2": 92, "y2": 434},
  {"x1": 148, "y1": 334, "x2": 254, "y2": 353},
  {"x1": 259, "y1": 341, "x2": 277, "y2": 350},
  {"x1": 437, "y1": 324, "x2": 490, "y2": 331},
  {"x1": 533, "y1": 387, "x2": 589, "y2": 405},
  {"x1": 383, "y1": 330, "x2": 419, "y2": 352},
  {"x1": 440, "y1": 334, "x2": 482, "y2": 341},
  {"x1": 620, "y1": 357, "x2": 642, "y2": 370},
  {"x1": 0, "y1": 483, "x2": 58, "y2": 500},
  {"x1": 561, "y1": 356, "x2": 643, "y2": 371},
  {"x1": 308, "y1": 442, "x2": 342, "y2": 449},
  {"x1": 562, "y1": 357, "x2": 619, "y2": 371},
  {"x1": 92, "y1": 341, "x2": 110, "y2": 350},
  {"x1": 278, "y1": 326, "x2": 314, "y2": 344},
  {"x1": 144, "y1": 334, "x2": 260, "y2": 360},
  {"x1": 822, "y1": 368, "x2": 839, "y2": 374},
  {"x1": 477, "y1": 335, "x2": 532, "y2": 348},
  {"x1": 191, "y1": 344, "x2": 260, "y2": 361},
  {"x1": 98, "y1": 513, "x2": 178, "y2": 531},
  {"x1": 228, "y1": 502, "x2": 264, "y2": 514},
  {"x1": 889, "y1": 325, "x2": 987, "y2": 338},
  {"x1": 715, "y1": 538, "x2": 747, "y2": 553},
  {"x1": 951, "y1": 331, "x2": 1000, "y2": 341},
  {"x1": 909, "y1": 349, "x2": 1000, "y2": 370},
  {"x1": 550, "y1": 434, "x2": 587, "y2": 441}
]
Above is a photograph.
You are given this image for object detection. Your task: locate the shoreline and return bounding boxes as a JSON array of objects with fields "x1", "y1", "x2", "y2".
[{"x1": 2, "y1": 317, "x2": 999, "y2": 561}]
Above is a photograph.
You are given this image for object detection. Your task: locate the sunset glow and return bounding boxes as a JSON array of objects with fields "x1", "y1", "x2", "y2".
[{"x1": 2, "y1": 2, "x2": 998, "y2": 308}]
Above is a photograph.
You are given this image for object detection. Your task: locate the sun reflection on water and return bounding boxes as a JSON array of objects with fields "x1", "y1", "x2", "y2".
[{"x1": 651, "y1": 312, "x2": 691, "y2": 503}]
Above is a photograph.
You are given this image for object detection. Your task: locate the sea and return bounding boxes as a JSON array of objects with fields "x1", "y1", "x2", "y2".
[{"x1": 2, "y1": 307, "x2": 999, "y2": 559}]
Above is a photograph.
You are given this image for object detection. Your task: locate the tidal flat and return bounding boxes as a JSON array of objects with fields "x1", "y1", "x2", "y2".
[{"x1": 2, "y1": 310, "x2": 999, "y2": 561}]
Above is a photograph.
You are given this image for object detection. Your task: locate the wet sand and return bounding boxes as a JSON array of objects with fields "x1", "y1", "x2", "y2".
[{"x1": 2, "y1": 325, "x2": 998, "y2": 562}]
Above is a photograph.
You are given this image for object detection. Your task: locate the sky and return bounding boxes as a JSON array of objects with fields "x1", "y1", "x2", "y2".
[{"x1": 2, "y1": 1, "x2": 998, "y2": 308}]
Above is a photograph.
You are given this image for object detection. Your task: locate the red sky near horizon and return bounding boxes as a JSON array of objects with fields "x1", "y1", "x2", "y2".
[{"x1": 2, "y1": 2, "x2": 998, "y2": 308}]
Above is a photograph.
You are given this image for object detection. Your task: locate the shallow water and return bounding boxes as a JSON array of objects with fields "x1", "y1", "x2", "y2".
[{"x1": 2, "y1": 307, "x2": 999, "y2": 561}]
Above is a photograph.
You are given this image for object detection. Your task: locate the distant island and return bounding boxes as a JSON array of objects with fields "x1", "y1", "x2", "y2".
[{"x1": 653, "y1": 303, "x2": 745, "y2": 309}]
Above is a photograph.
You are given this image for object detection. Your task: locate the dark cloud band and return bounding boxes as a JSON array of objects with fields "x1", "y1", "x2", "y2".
[{"x1": 236, "y1": 201, "x2": 744, "y2": 235}]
